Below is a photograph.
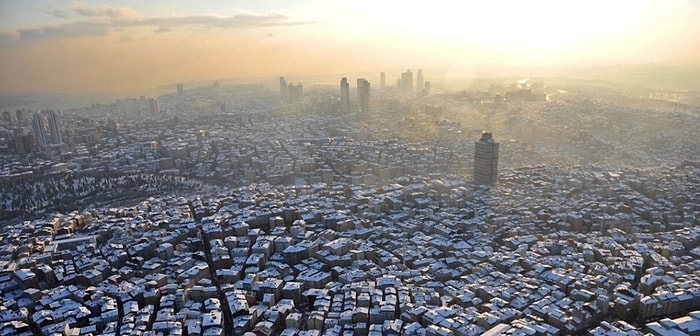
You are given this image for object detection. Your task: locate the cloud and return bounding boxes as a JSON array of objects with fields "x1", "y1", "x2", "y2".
[
  {"x1": 17, "y1": 22, "x2": 110, "y2": 40},
  {"x1": 70, "y1": 1, "x2": 138, "y2": 18},
  {"x1": 2, "y1": 13, "x2": 313, "y2": 42},
  {"x1": 153, "y1": 27, "x2": 170, "y2": 33},
  {"x1": 122, "y1": 14, "x2": 313, "y2": 29},
  {"x1": 43, "y1": 7, "x2": 70, "y2": 19}
]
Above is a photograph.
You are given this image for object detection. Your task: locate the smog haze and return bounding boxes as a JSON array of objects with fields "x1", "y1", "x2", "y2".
[{"x1": 1, "y1": 0, "x2": 699, "y2": 94}]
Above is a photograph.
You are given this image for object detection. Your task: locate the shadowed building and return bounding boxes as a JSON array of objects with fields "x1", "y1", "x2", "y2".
[
  {"x1": 357, "y1": 79, "x2": 370, "y2": 113},
  {"x1": 474, "y1": 132, "x2": 499, "y2": 185},
  {"x1": 340, "y1": 77, "x2": 350, "y2": 113},
  {"x1": 32, "y1": 113, "x2": 48, "y2": 149},
  {"x1": 279, "y1": 77, "x2": 288, "y2": 101},
  {"x1": 47, "y1": 110, "x2": 62, "y2": 144}
]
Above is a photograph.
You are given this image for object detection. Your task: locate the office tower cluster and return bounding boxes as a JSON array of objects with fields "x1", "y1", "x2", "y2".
[
  {"x1": 337, "y1": 77, "x2": 371, "y2": 114},
  {"x1": 279, "y1": 68, "x2": 430, "y2": 114},
  {"x1": 116, "y1": 97, "x2": 161, "y2": 118},
  {"x1": 474, "y1": 131, "x2": 499, "y2": 185},
  {"x1": 395, "y1": 69, "x2": 430, "y2": 96},
  {"x1": 32, "y1": 110, "x2": 63, "y2": 150},
  {"x1": 332, "y1": 68, "x2": 433, "y2": 114},
  {"x1": 280, "y1": 77, "x2": 303, "y2": 104}
]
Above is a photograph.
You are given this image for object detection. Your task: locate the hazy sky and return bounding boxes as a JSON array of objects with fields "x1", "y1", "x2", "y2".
[{"x1": 0, "y1": 0, "x2": 698, "y2": 94}]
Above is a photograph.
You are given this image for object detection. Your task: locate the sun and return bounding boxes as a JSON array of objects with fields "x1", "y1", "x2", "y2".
[{"x1": 364, "y1": 0, "x2": 650, "y2": 64}]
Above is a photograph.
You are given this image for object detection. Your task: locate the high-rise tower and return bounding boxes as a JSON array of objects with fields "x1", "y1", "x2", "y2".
[
  {"x1": 47, "y1": 110, "x2": 62, "y2": 144},
  {"x1": 357, "y1": 79, "x2": 371, "y2": 113},
  {"x1": 148, "y1": 97, "x2": 160, "y2": 115},
  {"x1": 401, "y1": 69, "x2": 413, "y2": 94},
  {"x1": 380, "y1": 72, "x2": 386, "y2": 89},
  {"x1": 474, "y1": 132, "x2": 499, "y2": 185},
  {"x1": 32, "y1": 113, "x2": 48, "y2": 149},
  {"x1": 279, "y1": 77, "x2": 288, "y2": 101},
  {"x1": 15, "y1": 109, "x2": 25, "y2": 125},
  {"x1": 340, "y1": 77, "x2": 350, "y2": 113},
  {"x1": 417, "y1": 69, "x2": 424, "y2": 93},
  {"x1": 288, "y1": 83, "x2": 303, "y2": 103}
]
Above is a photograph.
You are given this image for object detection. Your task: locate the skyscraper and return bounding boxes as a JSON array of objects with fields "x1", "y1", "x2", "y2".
[
  {"x1": 177, "y1": 83, "x2": 184, "y2": 95},
  {"x1": 474, "y1": 132, "x2": 499, "y2": 185},
  {"x1": 340, "y1": 77, "x2": 350, "y2": 113},
  {"x1": 279, "y1": 77, "x2": 288, "y2": 101},
  {"x1": 32, "y1": 113, "x2": 48, "y2": 149},
  {"x1": 47, "y1": 110, "x2": 62, "y2": 144},
  {"x1": 288, "y1": 83, "x2": 303, "y2": 103},
  {"x1": 380, "y1": 72, "x2": 386, "y2": 89},
  {"x1": 401, "y1": 69, "x2": 413, "y2": 94},
  {"x1": 357, "y1": 79, "x2": 371, "y2": 113},
  {"x1": 417, "y1": 69, "x2": 424, "y2": 93},
  {"x1": 15, "y1": 109, "x2": 25, "y2": 125},
  {"x1": 148, "y1": 97, "x2": 160, "y2": 115}
]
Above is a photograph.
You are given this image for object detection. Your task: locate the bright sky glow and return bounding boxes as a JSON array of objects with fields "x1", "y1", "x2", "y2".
[{"x1": 0, "y1": 0, "x2": 698, "y2": 93}]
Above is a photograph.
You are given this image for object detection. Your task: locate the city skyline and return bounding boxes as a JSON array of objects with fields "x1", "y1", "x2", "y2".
[
  {"x1": 1, "y1": 0, "x2": 699, "y2": 94},
  {"x1": 2, "y1": 2, "x2": 700, "y2": 336},
  {"x1": 1, "y1": 28, "x2": 699, "y2": 334}
]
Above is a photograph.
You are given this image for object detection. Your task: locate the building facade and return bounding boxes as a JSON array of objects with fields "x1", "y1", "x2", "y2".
[
  {"x1": 357, "y1": 79, "x2": 371, "y2": 113},
  {"x1": 48, "y1": 110, "x2": 62, "y2": 144},
  {"x1": 32, "y1": 113, "x2": 48, "y2": 149},
  {"x1": 340, "y1": 77, "x2": 350, "y2": 113},
  {"x1": 417, "y1": 69, "x2": 424, "y2": 93},
  {"x1": 474, "y1": 132, "x2": 499, "y2": 185}
]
